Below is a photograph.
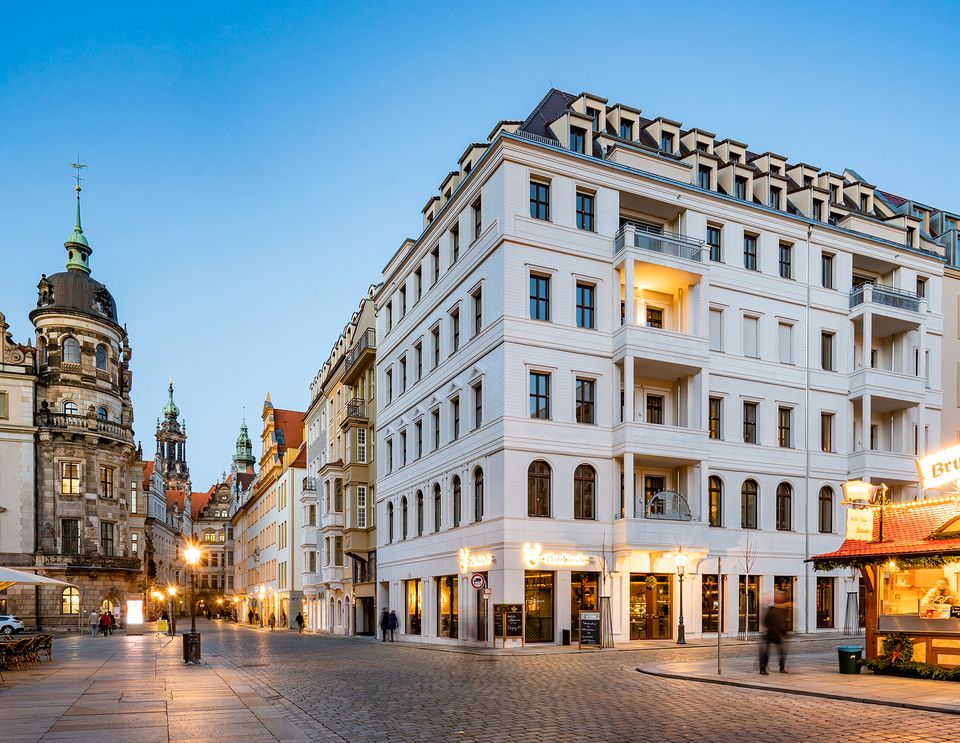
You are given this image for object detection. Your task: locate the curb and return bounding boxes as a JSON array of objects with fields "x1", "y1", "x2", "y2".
[{"x1": 637, "y1": 667, "x2": 960, "y2": 717}]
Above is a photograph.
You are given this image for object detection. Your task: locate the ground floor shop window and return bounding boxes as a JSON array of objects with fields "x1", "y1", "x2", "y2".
[
  {"x1": 476, "y1": 572, "x2": 488, "y2": 641},
  {"x1": 773, "y1": 576, "x2": 795, "y2": 632},
  {"x1": 701, "y1": 574, "x2": 726, "y2": 633},
  {"x1": 738, "y1": 575, "x2": 760, "y2": 633},
  {"x1": 437, "y1": 575, "x2": 458, "y2": 638},
  {"x1": 406, "y1": 579, "x2": 422, "y2": 635},
  {"x1": 570, "y1": 571, "x2": 598, "y2": 641},
  {"x1": 524, "y1": 571, "x2": 554, "y2": 643},
  {"x1": 629, "y1": 573, "x2": 671, "y2": 640},
  {"x1": 816, "y1": 576, "x2": 835, "y2": 628}
]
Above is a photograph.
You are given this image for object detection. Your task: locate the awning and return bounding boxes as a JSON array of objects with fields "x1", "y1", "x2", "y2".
[{"x1": 0, "y1": 565, "x2": 79, "y2": 592}]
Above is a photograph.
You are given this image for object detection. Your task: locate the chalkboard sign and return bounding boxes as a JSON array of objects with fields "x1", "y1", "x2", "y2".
[
  {"x1": 493, "y1": 603, "x2": 523, "y2": 642},
  {"x1": 951, "y1": 606, "x2": 960, "y2": 619},
  {"x1": 579, "y1": 610, "x2": 601, "y2": 648}
]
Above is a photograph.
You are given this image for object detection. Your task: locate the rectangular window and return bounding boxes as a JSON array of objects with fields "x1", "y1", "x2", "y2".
[
  {"x1": 529, "y1": 372, "x2": 550, "y2": 419},
  {"x1": 414, "y1": 342, "x2": 422, "y2": 381},
  {"x1": 778, "y1": 242, "x2": 792, "y2": 279},
  {"x1": 529, "y1": 274, "x2": 550, "y2": 321},
  {"x1": 415, "y1": 420, "x2": 423, "y2": 458},
  {"x1": 646, "y1": 306, "x2": 663, "y2": 329},
  {"x1": 816, "y1": 577, "x2": 835, "y2": 628},
  {"x1": 820, "y1": 413, "x2": 834, "y2": 453},
  {"x1": 576, "y1": 282, "x2": 595, "y2": 329},
  {"x1": 743, "y1": 401, "x2": 757, "y2": 444},
  {"x1": 357, "y1": 485, "x2": 367, "y2": 529},
  {"x1": 575, "y1": 378, "x2": 595, "y2": 424},
  {"x1": 432, "y1": 246, "x2": 440, "y2": 285},
  {"x1": 334, "y1": 536, "x2": 343, "y2": 566},
  {"x1": 100, "y1": 521, "x2": 115, "y2": 557},
  {"x1": 399, "y1": 432, "x2": 407, "y2": 467},
  {"x1": 472, "y1": 287, "x2": 482, "y2": 336},
  {"x1": 821, "y1": 331, "x2": 835, "y2": 371},
  {"x1": 386, "y1": 301, "x2": 393, "y2": 333},
  {"x1": 61, "y1": 518, "x2": 80, "y2": 555},
  {"x1": 414, "y1": 267, "x2": 422, "y2": 302},
  {"x1": 698, "y1": 165, "x2": 711, "y2": 190},
  {"x1": 916, "y1": 277, "x2": 927, "y2": 298},
  {"x1": 777, "y1": 322, "x2": 793, "y2": 364},
  {"x1": 812, "y1": 200, "x2": 823, "y2": 221},
  {"x1": 357, "y1": 428, "x2": 367, "y2": 463},
  {"x1": 734, "y1": 176, "x2": 747, "y2": 200},
  {"x1": 61, "y1": 461, "x2": 80, "y2": 495},
  {"x1": 100, "y1": 466, "x2": 114, "y2": 498},
  {"x1": 777, "y1": 407, "x2": 792, "y2": 448},
  {"x1": 569, "y1": 126, "x2": 586, "y2": 153},
  {"x1": 450, "y1": 309, "x2": 460, "y2": 352},
  {"x1": 385, "y1": 369, "x2": 393, "y2": 404},
  {"x1": 472, "y1": 198, "x2": 482, "y2": 241},
  {"x1": 821, "y1": 253, "x2": 834, "y2": 289},
  {"x1": 619, "y1": 120, "x2": 633, "y2": 140},
  {"x1": 742, "y1": 316, "x2": 758, "y2": 358},
  {"x1": 452, "y1": 397, "x2": 460, "y2": 440},
  {"x1": 432, "y1": 409, "x2": 440, "y2": 450},
  {"x1": 386, "y1": 438, "x2": 393, "y2": 473},
  {"x1": 431, "y1": 326, "x2": 441, "y2": 368},
  {"x1": 660, "y1": 132, "x2": 674, "y2": 153},
  {"x1": 399, "y1": 355, "x2": 407, "y2": 393},
  {"x1": 529, "y1": 180, "x2": 550, "y2": 220},
  {"x1": 706, "y1": 225, "x2": 721, "y2": 262},
  {"x1": 743, "y1": 234, "x2": 758, "y2": 271},
  {"x1": 576, "y1": 191, "x2": 595, "y2": 231},
  {"x1": 769, "y1": 186, "x2": 781, "y2": 209},
  {"x1": 0, "y1": 391, "x2": 7, "y2": 419},
  {"x1": 131, "y1": 531, "x2": 138, "y2": 555},
  {"x1": 473, "y1": 382, "x2": 483, "y2": 428},
  {"x1": 399, "y1": 286, "x2": 407, "y2": 317},
  {"x1": 709, "y1": 397, "x2": 722, "y2": 440},
  {"x1": 708, "y1": 308, "x2": 723, "y2": 352},
  {"x1": 450, "y1": 224, "x2": 460, "y2": 263},
  {"x1": 646, "y1": 394, "x2": 664, "y2": 425}
]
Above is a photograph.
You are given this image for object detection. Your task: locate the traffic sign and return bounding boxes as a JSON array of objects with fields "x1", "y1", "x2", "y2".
[{"x1": 470, "y1": 573, "x2": 486, "y2": 590}]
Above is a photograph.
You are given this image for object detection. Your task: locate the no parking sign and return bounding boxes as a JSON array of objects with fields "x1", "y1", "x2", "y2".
[{"x1": 470, "y1": 573, "x2": 486, "y2": 590}]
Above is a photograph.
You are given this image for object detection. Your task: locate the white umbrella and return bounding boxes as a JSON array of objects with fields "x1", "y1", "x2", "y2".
[{"x1": 0, "y1": 566, "x2": 77, "y2": 592}]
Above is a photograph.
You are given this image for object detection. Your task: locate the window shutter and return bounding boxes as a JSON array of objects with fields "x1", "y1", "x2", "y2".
[{"x1": 743, "y1": 316, "x2": 758, "y2": 358}]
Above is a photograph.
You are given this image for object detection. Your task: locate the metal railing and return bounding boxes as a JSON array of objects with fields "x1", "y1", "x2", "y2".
[
  {"x1": 345, "y1": 398, "x2": 366, "y2": 419},
  {"x1": 302, "y1": 477, "x2": 317, "y2": 492},
  {"x1": 39, "y1": 412, "x2": 132, "y2": 441},
  {"x1": 615, "y1": 222, "x2": 704, "y2": 261},
  {"x1": 344, "y1": 328, "x2": 376, "y2": 373},
  {"x1": 512, "y1": 129, "x2": 564, "y2": 148},
  {"x1": 849, "y1": 283, "x2": 921, "y2": 312}
]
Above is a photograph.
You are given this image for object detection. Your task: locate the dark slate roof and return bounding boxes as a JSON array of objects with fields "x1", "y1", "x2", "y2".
[
  {"x1": 30, "y1": 270, "x2": 119, "y2": 324},
  {"x1": 519, "y1": 89, "x2": 577, "y2": 138},
  {"x1": 877, "y1": 190, "x2": 908, "y2": 208}
]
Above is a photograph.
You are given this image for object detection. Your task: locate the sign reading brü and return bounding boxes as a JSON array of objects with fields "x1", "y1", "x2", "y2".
[
  {"x1": 458, "y1": 548, "x2": 495, "y2": 574},
  {"x1": 845, "y1": 507, "x2": 874, "y2": 541},
  {"x1": 522, "y1": 543, "x2": 592, "y2": 569},
  {"x1": 916, "y1": 444, "x2": 960, "y2": 489}
]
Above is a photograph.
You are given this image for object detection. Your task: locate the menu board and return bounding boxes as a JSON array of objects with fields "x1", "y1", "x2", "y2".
[
  {"x1": 579, "y1": 611, "x2": 601, "y2": 648},
  {"x1": 493, "y1": 603, "x2": 523, "y2": 638},
  {"x1": 951, "y1": 606, "x2": 960, "y2": 619}
]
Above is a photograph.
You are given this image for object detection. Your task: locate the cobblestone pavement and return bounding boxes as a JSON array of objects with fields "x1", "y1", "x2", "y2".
[{"x1": 201, "y1": 621, "x2": 960, "y2": 743}]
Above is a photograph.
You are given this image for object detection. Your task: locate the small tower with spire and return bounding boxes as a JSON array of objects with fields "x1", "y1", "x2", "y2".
[
  {"x1": 233, "y1": 415, "x2": 256, "y2": 474},
  {"x1": 156, "y1": 378, "x2": 191, "y2": 492},
  {"x1": 65, "y1": 161, "x2": 92, "y2": 273}
]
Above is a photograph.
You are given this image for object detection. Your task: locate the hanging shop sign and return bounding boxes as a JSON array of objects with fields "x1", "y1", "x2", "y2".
[
  {"x1": 841, "y1": 480, "x2": 877, "y2": 504},
  {"x1": 522, "y1": 543, "x2": 592, "y2": 569},
  {"x1": 459, "y1": 548, "x2": 495, "y2": 574},
  {"x1": 845, "y1": 507, "x2": 875, "y2": 541},
  {"x1": 916, "y1": 444, "x2": 960, "y2": 489}
]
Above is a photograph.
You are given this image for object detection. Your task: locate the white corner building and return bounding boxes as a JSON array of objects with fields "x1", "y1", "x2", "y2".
[{"x1": 373, "y1": 89, "x2": 945, "y2": 646}]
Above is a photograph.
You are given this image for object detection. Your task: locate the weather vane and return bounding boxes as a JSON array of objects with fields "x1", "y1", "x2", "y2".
[{"x1": 69, "y1": 159, "x2": 86, "y2": 190}]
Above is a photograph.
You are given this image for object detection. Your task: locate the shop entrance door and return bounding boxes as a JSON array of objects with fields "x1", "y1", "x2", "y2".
[
  {"x1": 629, "y1": 574, "x2": 672, "y2": 640},
  {"x1": 773, "y1": 576, "x2": 795, "y2": 632},
  {"x1": 524, "y1": 571, "x2": 554, "y2": 643},
  {"x1": 356, "y1": 597, "x2": 375, "y2": 635},
  {"x1": 570, "y1": 572, "x2": 598, "y2": 642}
]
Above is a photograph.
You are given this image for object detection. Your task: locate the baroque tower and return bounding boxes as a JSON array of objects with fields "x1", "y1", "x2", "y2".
[{"x1": 156, "y1": 380, "x2": 190, "y2": 493}]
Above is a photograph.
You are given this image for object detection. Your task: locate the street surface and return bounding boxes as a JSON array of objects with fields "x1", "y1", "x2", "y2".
[{"x1": 199, "y1": 621, "x2": 960, "y2": 742}]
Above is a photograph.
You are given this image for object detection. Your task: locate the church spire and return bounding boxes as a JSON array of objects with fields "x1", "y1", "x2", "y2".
[
  {"x1": 233, "y1": 417, "x2": 255, "y2": 472},
  {"x1": 163, "y1": 377, "x2": 180, "y2": 420},
  {"x1": 65, "y1": 161, "x2": 92, "y2": 273}
]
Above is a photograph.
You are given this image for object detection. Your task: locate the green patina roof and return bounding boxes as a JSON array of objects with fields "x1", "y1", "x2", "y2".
[{"x1": 163, "y1": 380, "x2": 180, "y2": 419}]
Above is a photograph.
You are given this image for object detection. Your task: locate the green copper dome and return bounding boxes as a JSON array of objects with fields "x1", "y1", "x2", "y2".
[{"x1": 163, "y1": 379, "x2": 180, "y2": 419}]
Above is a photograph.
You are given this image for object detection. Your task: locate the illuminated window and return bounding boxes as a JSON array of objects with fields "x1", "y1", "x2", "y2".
[{"x1": 61, "y1": 587, "x2": 79, "y2": 615}]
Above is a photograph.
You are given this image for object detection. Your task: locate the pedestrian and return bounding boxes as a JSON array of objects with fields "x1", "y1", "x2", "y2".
[
  {"x1": 99, "y1": 611, "x2": 111, "y2": 637},
  {"x1": 379, "y1": 609, "x2": 389, "y2": 642},
  {"x1": 387, "y1": 610, "x2": 399, "y2": 642},
  {"x1": 759, "y1": 599, "x2": 789, "y2": 675},
  {"x1": 295, "y1": 612, "x2": 304, "y2": 633},
  {"x1": 248, "y1": 609, "x2": 254, "y2": 624},
  {"x1": 268, "y1": 612, "x2": 275, "y2": 631},
  {"x1": 88, "y1": 610, "x2": 98, "y2": 637}
]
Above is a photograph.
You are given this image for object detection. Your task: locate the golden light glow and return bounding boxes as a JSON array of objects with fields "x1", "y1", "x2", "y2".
[
  {"x1": 522, "y1": 543, "x2": 591, "y2": 569},
  {"x1": 673, "y1": 551, "x2": 689, "y2": 570},
  {"x1": 184, "y1": 542, "x2": 202, "y2": 566},
  {"x1": 916, "y1": 443, "x2": 960, "y2": 489},
  {"x1": 459, "y1": 548, "x2": 495, "y2": 574},
  {"x1": 167, "y1": 585, "x2": 177, "y2": 597}
]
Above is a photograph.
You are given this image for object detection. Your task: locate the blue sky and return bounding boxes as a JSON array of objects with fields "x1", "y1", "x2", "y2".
[{"x1": 3, "y1": 0, "x2": 958, "y2": 488}]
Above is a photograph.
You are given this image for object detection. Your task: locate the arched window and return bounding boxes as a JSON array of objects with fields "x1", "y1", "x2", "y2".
[
  {"x1": 776, "y1": 482, "x2": 792, "y2": 531},
  {"x1": 337, "y1": 599, "x2": 343, "y2": 625},
  {"x1": 474, "y1": 468, "x2": 484, "y2": 522},
  {"x1": 97, "y1": 406, "x2": 108, "y2": 422},
  {"x1": 433, "y1": 483, "x2": 442, "y2": 532},
  {"x1": 818, "y1": 486, "x2": 834, "y2": 533},
  {"x1": 573, "y1": 464, "x2": 596, "y2": 520},
  {"x1": 741, "y1": 479, "x2": 759, "y2": 529},
  {"x1": 38, "y1": 336, "x2": 47, "y2": 365},
  {"x1": 401, "y1": 497, "x2": 408, "y2": 540},
  {"x1": 452, "y1": 476, "x2": 462, "y2": 528},
  {"x1": 95, "y1": 343, "x2": 107, "y2": 370},
  {"x1": 63, "y1": 400, "x2": 79, "y2": 415},
  {"x1": 387, "y1": 502, "x2": 394, "y2": 543},
  {"x1": 62, "y1": 336, "x2": 81, "y2": 364},
  {"x1": 416, "y1": 491, "x2": 424, "y2": 536},
  {"x1": 61, "y1": 587, "x2": 79, "y2": 615},
  {"x1": 708, "y1": 476, "x2": 723, "y2": 527},
  {"x1": 527, "y1": 460, "x2": 551, "y2": 517}
]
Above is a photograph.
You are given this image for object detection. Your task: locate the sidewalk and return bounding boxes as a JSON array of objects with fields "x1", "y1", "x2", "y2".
[
  {"x1": 0, "y1": 632, "x2": 336, "y2": 742},
  {"x1": 639, "y1": 651, "x2": 960, "y2": 715}
]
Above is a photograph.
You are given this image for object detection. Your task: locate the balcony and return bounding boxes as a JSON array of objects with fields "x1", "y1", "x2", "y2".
[
  {"x1": 321, "y1": 564, "x2": 346, "y2": 585},
  {"x1": 299, "y1": 523, "x2": 317, "y2": 548},
  {"x1": 849, "y1": 449, "x2": 918, "y2": 484},
  {"x1": 344, "y1": 328, "x2": 376, "y2": 385},
  {"x1": 345, "y1": 399, "x2": 367, "y2": 419},
  {"x1": 37, "y1": 553, "x2": 141, "y2": 572},
  {"x1": 849, "y1": 367, "x2": 925, "y2": 408},
  {"x1": 37, "y1": 412, "x2": 133, "y2": 444},
  {"x1": 343, "y1": 528, "x2": 373, "y2": 557},
  {"x1": 849, "y1": 284, "x2": 922, "y2": 314},
  {"x1": 302, "y1": 476, "x2": 317, "y2": 492},
  {"x1": 616, "y1": 325, "x2": 709, "y2": 371},
  {"x1": 615, "y1": 222, "x2": 705, "y2": 263},
  {"x1": 615, "y1": 422, "x2": 707, "y2": 464}
]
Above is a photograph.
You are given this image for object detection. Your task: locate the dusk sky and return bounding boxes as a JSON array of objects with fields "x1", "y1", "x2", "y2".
[{"x1": 3, "y1": 0, "x2": 959, "y2": 488}]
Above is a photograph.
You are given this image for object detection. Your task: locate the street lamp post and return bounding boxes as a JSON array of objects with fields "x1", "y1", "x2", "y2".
[
  {"x1": 167, "y1": 585, "x2": 177, "y2": 636},
  {"x1": 183, "y1": 543, "x2": 202, "y2": 664},
  {"x1": 259, "y1": 586, "x2": 265, "y2": 627},
  {"x1": 675, "y1": 551, "x2": 688, "y2": 646}
]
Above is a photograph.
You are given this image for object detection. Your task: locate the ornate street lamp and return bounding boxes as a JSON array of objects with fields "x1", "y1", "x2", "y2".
[
  {"x1": 184, "y1": 543, "x2": 201, "y2": 634},
  {"x1": 674, "y1": 551, "x2": 688, "y2": 645},
  {"x1": 167, "y1": 585, "x2": 177, "y2": 636}
]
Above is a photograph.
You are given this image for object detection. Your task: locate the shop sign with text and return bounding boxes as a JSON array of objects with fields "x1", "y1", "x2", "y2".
[
  {"x1": 459, "y1": 548, "x2": 495, "y2": 574},
  {"x1": 916, "y1": 444, "x2": 960, "y2": 489},
  {"x1": 522, "y1": 543, "x2": 592, "y2": 569}
]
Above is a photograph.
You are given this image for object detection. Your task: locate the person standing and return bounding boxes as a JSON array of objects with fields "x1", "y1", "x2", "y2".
[
  {"x1": 386, "y1": 610, "x2": 399, "y2": 642},
  {"x1": 759, "y1": 600, "x2": 788, "y2": 675},
  {"x1": 88, "y1": 610, "x2": 99, "y2": 637},
  {"x1": 268, "y1": 612, "x2": 276, "y2": 631},
  {"x1": 248, "y1": 608, "x2": 254, "y2": 624},
  {"x1": 295, "y1": 612, "x2": 304, "y2": 633},
  {"x1": 379, "y1": 609, "x2": 389, "y2": 642},
  {"x1": 98, "y1": 611, "x2": 110, "y2": 637}
]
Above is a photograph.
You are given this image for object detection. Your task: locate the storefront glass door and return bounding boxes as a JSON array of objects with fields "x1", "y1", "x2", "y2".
[
  {"x1": 570, "y1": 571, "x2": 598, "y2": 641},
  {"x1": 773, "y1": 575, "x2": 794, "y2": 632},
  {"x1": 437, "y1": 575, "x2": 458, "y2": 638},
  {"x1": 816, "y1": 576, "x2": 835, "y2": 628},
  {"x1": 629, "y1": 574, "x2": 672, "y2": 640},
  {"x1": 524, "y1": 571, "x2": 554, "y2": 643},
  {"x1": 738, "y1": 575, "x2": 760, "y2": 633},
  {"x1": 701, "y1": 574, "x2": 726, "y2": 633},
  {"x1": 476, "y1": 572, "x2": 488, "y2": 641},
  {"x1": 405, "y1": 578, "x2": 421, "y2": 635}
]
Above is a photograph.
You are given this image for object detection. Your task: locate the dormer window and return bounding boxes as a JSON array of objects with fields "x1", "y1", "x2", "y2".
[
  {"x1": 619, "y1": 121, "x2": 633, "y2": 140},
  {"x1": 734, "y1": 176, "x2": 747, "y2": 200},
  {"x1": 729, "y1": 152, "x2": 740, "y2": 163},
  {"x1": 829, "y1": 184, "x2": 839, "y2": 203},
  {"x1": 697, "y1": 142, "x2": 709, "y2": 152},
  {"x1": 660, "y1": 132, "x2": 674, "y2": 153},
  {"x1": 698, "y1": 165, "x2": 711, "y2": 190},
  {"x1": 812, "y1": 201, "x2": 823, "y2": 221},
  {"x1": 772, "y1": 165, "x2": 782, "y2": 175},
  {"x1": 769, "y1": 186, "x2": 782, "y2": 209},
  {"x1": 569, "y1": 126, "x2": 586, "y2": 154},
  {"x1": 803, "y1": 176, "x2": 813, "y2": 187},
  {"x1": 586, "y1": 107, "x2": 602, "y2": 132},
  {"x1": 860, "y1": 195, "x2": 869, "y2": 212}
]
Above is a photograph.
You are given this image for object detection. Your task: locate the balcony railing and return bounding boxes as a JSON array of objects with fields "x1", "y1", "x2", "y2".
[
  {"x1": 512, "y1": 128, "x2": 563, "y2": 148},
  {"x1": 615, "y1": 222, "x2": 704, "y2": 261},
  {"x1": 345, "y1": 398, "x2": 366, "y2": 419},
  {"x1": 344, "y1": 328, "x2": 376, "y2": 374},
  {"x1": 38, "y1": 412, "x2": 133, "y2": 442},
  {"x1": 302, "y1": 476, "x2": 317, "y2": 492},
  {"x1": 849, "y1": 283, "x2": 921, "y2": 312}
]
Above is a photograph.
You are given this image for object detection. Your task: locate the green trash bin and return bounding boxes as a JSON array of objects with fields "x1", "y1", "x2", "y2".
[{"x1": 837, "y1": 645, "x2": 863, "y2": 674}]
